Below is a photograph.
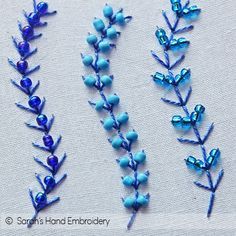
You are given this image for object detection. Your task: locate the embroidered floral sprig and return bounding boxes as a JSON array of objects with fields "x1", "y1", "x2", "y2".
[
  {"x1": 151, "y1": 0, "x2": 224, "y2": 217},
  {"x1": 8, "y1": 1, "x2": 66, "y2": 227},
  {"x1": 81, "y1": 4, "x2": 150, "y2": 229}
]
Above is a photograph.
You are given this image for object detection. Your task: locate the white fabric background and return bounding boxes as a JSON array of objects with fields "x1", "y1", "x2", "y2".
[{"x1": 0, "y1": 0, "x2": 236, "y2": 235}]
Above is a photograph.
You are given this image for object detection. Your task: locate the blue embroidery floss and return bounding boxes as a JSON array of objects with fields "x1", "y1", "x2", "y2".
[
  {"x1": 151, "y1": 0, "x2": 223, "y2": 217},
  {"x1": 8, "y1": 1, "x2": 66, "y2": 227},
  {"x1": 81, "y1": 4, "x2": 149, "y2": 230}
]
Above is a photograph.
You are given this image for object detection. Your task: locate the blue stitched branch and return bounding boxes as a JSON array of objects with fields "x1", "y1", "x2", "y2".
[
  {"x1": 8, "y1": 1, "x2": 66, "y2": 227},
  {"x1": 151, "y1": 0, "x2": 223, "y2": 217},
  {"x1": 81, "y1": 4, "x2": 149, "y2": 230}
]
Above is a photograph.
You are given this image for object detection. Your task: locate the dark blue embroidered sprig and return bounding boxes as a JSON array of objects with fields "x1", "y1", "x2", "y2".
[
  {"x1": 81, "y1": 4, "x2": 149, "y2": 230},
  {"x1": 151, "y1": 0, "x2": 224, "y2": 217},
  {"x1": 8, "y1": 1, "x2": 66, "y2": 227}
]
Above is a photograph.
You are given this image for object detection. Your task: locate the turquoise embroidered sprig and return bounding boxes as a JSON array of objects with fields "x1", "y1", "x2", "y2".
[
  {"x1": 81, "y1": 4, "x2": 149, "y2": 229},
  {"x1": 151, "y1": 0, "x2": 223, "y2": 217},
  {"x1": 8, "y1": 1, "x2": 66, "y2": 227}
]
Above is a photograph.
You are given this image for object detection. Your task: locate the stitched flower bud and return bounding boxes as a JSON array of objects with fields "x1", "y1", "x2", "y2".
[
  {"x1": 103, "y1": 4, "x2": 113, "y2": 18},
  {"x1": 101, "y1": 75, "x2": 112, "y2": 86},
  {"x1": 171, "y1": 115, "x2": 182, "y2": 127},
  {"x1": 117, "y1": 112, "x2": 129, "y2": 124},
  {"x1": 123, "y1": 196, "x2": 135, "y2": 208},
  {"x1": 82, "y1": 55, "x2": 93, "y2": 66},
  {"x1": 83, "y1": 75, "x2": 96, "y2": 87},
  {"x1": 126, "y1": 131, "x2": 138, "y2": 142},
  {"x1": 97, "y1": 58, "x2": 109, "y2": 70},
  {"x1": 194, "y1": 104, "x2": 205, "y2": 114},
  {"x1": 136, "y1": 195, "x2": 149, "y2": 206},
  {"x1": 103, "y1": 117, "x2": 114, "y2": 130},
  {"x1": 107, "y1": 94, "x2": 120, "y2": 106},
  {"x1": 20, "y1": 77, "x2": 32, "y2": 88},
  {"x1": 183, "y1": 5, "x2": 201, "y2": 21},
  {"x1": 93, "y1": 18, "x2": 105, "y2": 32},
  {"x1": 118, "y1": 157, "x2": 130, "y2": 168},
  {"x1": 99, "y1": 40, "x2": 111, "y2": 52},
  {"x1": 28, "y1": 96, "x2": 41, "y2": 108},
  {"x1": 155, "y1": 28, "x2": 169, "y2": 46},
  {"x1": 111, "y1": 137, "x2": 123, "y2": 149},
  {"x1": 122, "y1": 176, "x2": 134, "y2": 186},
  {"x1": 107, "y1": 27, "x2": 117, "y2": 39},
  {"x1": 35, "y1": 192, "x2": 47, "y2": 205},
  {"x1": 95, "y1": 100, "x2": 105, "y2": 111},
  {"x1": 86, "y1": 34, "x2": 97, "y2": 45},
  {"x1": 137, "y1": 173, "x2": 148, "y2": 184},
  {"x1": 115, "y1": 12, "x2": 125, "y2": 25},
  {"x1": 134, "y1": 151, "x2": 146, "y2": 164}
]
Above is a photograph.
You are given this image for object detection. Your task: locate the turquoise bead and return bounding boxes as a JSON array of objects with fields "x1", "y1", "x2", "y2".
[
  {"x1": 112, "y1": 137, "x2": 123, "y2": 149},
  {"x1": 99, "y1": 40, "x2": 110, "y2": 53},
  {"x1": 93, "y1": 18, "x2": 105, "y2": 32},
  {"x1": 122, "y1": 176, "x2": 134, "y2": 186},
  {"x1": 210, "y1": 148, "x2": 220, "y2": 159},
  {"x1": 84, "y1": 75, "x2": 96, "y2": 87},
  {"x1": 107, "y1": 27, "x2": 117, "y2": 39},
  {"x1": 95, "y1": 100, "x2": 104, "y2": 111},
  {"x1": 116, "y1": 12, "x2": 125, "y2": 25},
  {"x1": 136, "y1": 195, "x2": 149, "y2": 206},
  {"x1": 103, "y1": 4, "x2": 113, "y2": 18},
  {"x1": 134, "y1": 151, "x2": 146, "y2": 163},
  {"x1": 171, "y1": 115, "x2": 182, "y2": 127},
  {"x1": 117, "y1": 112, "x2": 129, "y2": 124},
  {"x1": 123, "y1": 196, "x2": 135, "y2": 208},
  {"x1": 182, "y1": 117, "x2": 191, "y2": 129},
  {"x1": 101, "y1": 75, "x2": 112, "y2": 86},
  {"x1": 195, "y1": 159, "x2": 204, "y2": 169},
  {"x1": 126, "y1": 131, "x2": 138, "y2": 142},
  {"x1": 153, "y1": 72, "x2": 165, "y2": 85},
  {"x1": 137, "y1": 173, "x2": 148, "y2": 184},
  {"x1": 86, "y1": 34, "x2": 97, "y2": 45},
  {"x1": 186, "y1": 156, "x2": 196, "y2": 167},
  {"x1": 82, "y1": 55, "x2": 93, "y2": 66},
  {"x1": 119, "y1": 157, "x2": 130, "y2": 168},
  {"x1": 97, "y1": 58, "x2": 109, "y2": 70},
  {"x1": 107, "y1": 94, "x2": 120, "y2": 106},
  {"x1": 194, "y1": 104, "x2": 205, "y2": 114},
  {"x1": 103, "y1": 117, "x2": 114, "y2": 130}
]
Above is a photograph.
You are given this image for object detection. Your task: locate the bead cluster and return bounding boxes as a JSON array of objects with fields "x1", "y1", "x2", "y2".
[
  {"x1": 8, "y1": 1, "x2": 66, "y2": 227},
  {"x1": 82, "y1": 5, "x2": 149, "y2": 229},
  {"x1": 151, "y1": 0, "x2": 224, "y2": 218}
]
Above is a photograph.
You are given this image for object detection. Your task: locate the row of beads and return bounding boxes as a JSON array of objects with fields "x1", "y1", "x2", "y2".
[{"x1": 172, "y1": 104, "x2": 205, "y2": 128}]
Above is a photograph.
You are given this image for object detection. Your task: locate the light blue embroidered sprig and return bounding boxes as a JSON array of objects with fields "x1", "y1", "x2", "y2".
[
  {"x1": 81, "y1": 4, "x2": 149, "y2": 230},
  {"x1": 8, "y1": 1, "x2": 66, "y2": 227},
  {"x1": 151, "y1": 0, "x2": 224, "y2": 217}
]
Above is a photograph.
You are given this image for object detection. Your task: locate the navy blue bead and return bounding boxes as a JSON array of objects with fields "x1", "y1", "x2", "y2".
[
  {"x1": 20, "y1": 77, "x2": 32, "y2": 88},
  {"x1": 16, "y1": 60, "x2": 28, "y2": 74},
  {"x1": 28, "y1": 96, "x2": 41, "y2": 108},
  {"x1": 36, "y1": 114, "x2": 48, "y2": 126},
  {"x1": 47, "y1": 155, "x2": 58, "y2": 167},
  {"x1": 22, "y1": 26, "x2": 34, "y2": 40},
  {"x1": 44, "y1": 176, "x2": 56, "y2": 188},
  {"x1": 43, "y1": 134, "x2": 54, "y2": 147},
  {"x1": 18, "y1": 41, "x2": 30, "y2": 56},
  {"x1": 35, "y1": 192, "x2": 47, "y2": 204},
  {"x1": 28, "y1": 12, "x2": 40, "y2": 26},
  {"x1": 37, "y1": 2, "x2": 48, "y2": 15}
]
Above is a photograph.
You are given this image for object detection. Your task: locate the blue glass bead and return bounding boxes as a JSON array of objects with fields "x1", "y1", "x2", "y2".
[
  {"x1": 97, "y1": 58, "x2": 109, "y2": 70},
  {"x1": 99, "y1": 40, "x2": 110, "y2": 53},
  {"x1": 126, "y1": 131, "x2": 138, "y2": 142},
  {"x1": 117, "y1": 112, "x2": 129, "y2": 124},
  {"x1": 86, "y1": 34, "x2": 97, "y2": 45},
  {"x1": 107, "y1": 27, "x2": 117, "y2": 39},
  {"x1": 182, "y1": 117, "x2": 191, "y2": 129},
  {"x1": 84, "y1": 75, "x2": 96, "y2": 87},
  {"x1": 37, "y1": 2, "x2": 48, "y2": 15},
  {"x1": 190, "y1": 111, "x2": 200, "y2": 124},
  {"x1": 122, "y1": 176, "x2": 134, "y2": 186},
  {"x1": 103, "y1": 117, "x2": 114, "y2": 130},
  {"x1": 35, "y1": 192, "x2": 47, "y2": 204},
  {"x1": 116, "y1": 12, "x2": 125, "y2": 25},
  {"x1": 20, "y1": 77, "x2": 32, "y2": 88},
  {"x1": 36, "y1": 114, "x2": 48, "y2": 126},
  {"x1": 186, "y1": 156, "x2": 196, "y2": 167},
  {"x1": 18, "y1": 41, "x2": 30, "y2": 56},
  {"x1": 43, "y1": 134, "x2": 54, "y2": 147},
  {"x1": 178, "y1": 38, "x2": 190, "y2": 49},
  {"x1": 210, "y1": 148, "x2": 220, "y2": 159},
  {"x1": 107, "y1": 94, "x2": 120, "y2": 106},
  {"x1": 195, "y1": 159, "x2": 204, "y2": 169},
  {"x1": 28, "y1": 96, "x2": 41, "y2": 108},
  {"x1": 44, "y1": 176, "x2": 55, "y2": 188},
  {"x1": 119, "y1": 157, "x2": 130, "y2": 168},
  {"x1": 136, "y1": 195, "x2": 149, "y2": 206},
  {"x1": 103, "y1": 4, "x2": 113, "y2": 18},
  {"x1": 194, "y1": 104, "x2": 205, "y2": 114},
  {"x1": 137, "y1": 173, "x2": 148, "y2": 184},
  {"x1": 123, "y1": 196, "x2": 135, "y2": 208},
  {"x1": 82, "y1": 55, "x2": 93, "y2": 66},
  {"x1": 17, "y1": 60, "x2": 28, "y2": 74},
  {"x1": 134, "y1": 151, "x2": 146, "y2": 164},
  {"x1": 93, "y1": 18, "x2": 105, "y2": 32},
  {"x1": 47, "y1": 155, "x2": 58, "y2": 167},
  {"x1": 28, "y1": 12, "x2": 40, "y2": 26},
  {"x1": 22, "y1": 26, "x2": 34, "y2": 40},
  {"x1": 181, "y1": 68, "x2": 191, "y2": 81},
  {"x1": 169, "y1": 39, "x2": 179, "y2": 51},
  {"x1": 153, "y1": 72, "x2": 165, "y2": 85},
  {"x1": 111, "y1": 137, "x2": 123, "y2": 149},
  {"x1": 101, "y1": 75, "x2": 112, "y2": 86},
  {"x1": 155, "y1": 28, "x2": 169, "y2": 46},
  {"x1": 95, "y1": 100, "x2": 104, "y2": 111},
  {"x1": 171, "y1": 115, "x2": 182, "y2": 127}
]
